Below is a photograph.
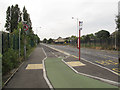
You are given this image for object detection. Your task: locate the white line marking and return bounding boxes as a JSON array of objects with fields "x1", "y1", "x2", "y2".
[
  {"x1": 43, "y1": 44, "x2": 120, "y2": 76},
  {"x1": 62, "y1": 59, "x2": 78, "y2": 73},
  {"x1": 62, "y1": 59, "x2": 119, "y2": 86},
  {"x1": 42, "y1": 48, "x2": 54, "y2": 90},
  {"x1": 64, "y1": 55, "x2": 70, "y2": 59},
  {"x1": 42, "y1": 44, "x2": 119, "y2": 86}
]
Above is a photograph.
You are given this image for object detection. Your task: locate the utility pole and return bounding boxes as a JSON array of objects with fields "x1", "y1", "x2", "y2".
[
  {"x1": 72, "y1": 17, "x2": 83, "y2": 61},
  {"x1": 72, "y1": 17, "x2": 78, "y2": 38}
]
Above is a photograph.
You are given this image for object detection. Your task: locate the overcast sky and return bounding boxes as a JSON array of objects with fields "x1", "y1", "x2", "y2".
[{"x1": 0, "y1": 0, "x2": 119, "y2": 40}]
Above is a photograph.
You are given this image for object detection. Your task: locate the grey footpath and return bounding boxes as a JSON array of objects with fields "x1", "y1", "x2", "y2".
[{"x1": 3, "y1": 44, "x2": 49, "y2": 88}]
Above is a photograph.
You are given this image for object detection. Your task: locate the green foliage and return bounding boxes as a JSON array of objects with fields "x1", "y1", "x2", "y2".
[
  {"x1": 5, "y1": 6, "x2": 11, "y2": 31},
  {"x1": 43, "y1": 38, "x2": 47, "y2": 43},
  {"x1": 48, "y1": 38, "x2": 54, "y2": 44},
  {"x1": 2, "y1": 49, "x2": 19, "y2": 75},
  {"x1": 95, "y1": 30, "x2": 110, "y2": 40},
  {"x1": 23, "y1": 6, "x2": 33, "y2": 32},
  {"x1": 5, "y1": 4, "x2": 21, "y2": 33},
  {"x1": 116, "y1": 15, "x2": 120, "y2": 30},
  {"x1": 116, "y1": 15, "x2": 120, "y2": 51},
  {"x1": 69, "y1": 35, "x2": 78, "y2": 45},
  {"x1": 3, "y1": 5, "x2": 40, "y2": 76},
  {"x1": 67, "y1": 29, "x2": 119, "y2": 50}
]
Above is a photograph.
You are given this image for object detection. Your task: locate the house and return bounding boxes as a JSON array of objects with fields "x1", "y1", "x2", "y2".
[{"x1": 54, "y1": 37, "x2": 65, "y2": 44}]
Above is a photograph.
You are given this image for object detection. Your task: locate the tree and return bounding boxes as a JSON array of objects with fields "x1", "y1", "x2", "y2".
[
  {"x1": 95, "y1": 30, "x2": 110, "y2": 46},
  {"x1": 116, "y1": 15, "x2": 120, "y2": 31},
  {"x1": 116, "y1": 15, "x2": 120, "y2": 46},
  {"x1": 48, "y1": 38, "x2": 54, "y2": 44},
  {"x1": 70, "y1": 35, "x2": 78, "y2": 44},
  {"x1": 95, "y1": 30, "x2": 110, "y2": 40},
  {"x1": 10, "y1": 4, "x2": 21, "y2": 32},
  {"x1": 5, "y1": 4, "x2": 21, "y2": 33},
  {"x1": 23, "y1": 6, "x2": 29, "y2": 21},
  {"x1": 116, "y1": 15, "x2": 120, "y2": 62},
  {"x1": 43, "y1": 38, "x2": 47, "y2": 43},
  {"x1": 5, "y1": 6, "x2": 11, "y2": 31},
  {"x1": 23, "y1": 6, "x2": 33, "y2": 34}
]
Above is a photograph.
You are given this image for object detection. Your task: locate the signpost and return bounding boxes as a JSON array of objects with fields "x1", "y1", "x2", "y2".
[
  {"x1": 23, "y1": 21, "x2": 30, "y2": 60},
  {"x1": 72, "y1": 17, "x2": 83, "y2": 61},
  {"x1": 78, "y1": 21, "x2": 83, "y2": 61},
  {"x1": 23, "y1": 24, "x2": 29, "y2": 31},
  {"x1": 23, "y1": 23, "x2": 30, "y2": 34}
]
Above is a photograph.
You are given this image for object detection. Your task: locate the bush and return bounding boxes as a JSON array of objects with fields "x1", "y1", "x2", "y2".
[{"x1": 2, "y1": 49, "x2": 19, "y2": 75}]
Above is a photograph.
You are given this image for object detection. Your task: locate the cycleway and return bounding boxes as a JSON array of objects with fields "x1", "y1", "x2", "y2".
[
  {"x1": 3, "y1": 44, "x2": 118, "y2": 89},
  {"x1": 42, "y1": 44, "x2": 118, "y2": 88}
]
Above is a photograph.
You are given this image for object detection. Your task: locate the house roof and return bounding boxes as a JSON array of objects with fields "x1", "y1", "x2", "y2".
[{"x1": 54, "y1": 37, "x2": 65, "y2": 42}]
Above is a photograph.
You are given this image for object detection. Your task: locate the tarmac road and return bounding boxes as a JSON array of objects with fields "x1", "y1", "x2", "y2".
[{"x1": 46, "y1": 44, "x2": 119, "y2": 75}]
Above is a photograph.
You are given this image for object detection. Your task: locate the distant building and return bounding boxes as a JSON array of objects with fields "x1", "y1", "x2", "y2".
[
  {"x1": 54, "y1": 37, "x2": 71, "y2": 44},
  {"x1": 54, "y1": 37, "x2": 65, "y2": 44}
]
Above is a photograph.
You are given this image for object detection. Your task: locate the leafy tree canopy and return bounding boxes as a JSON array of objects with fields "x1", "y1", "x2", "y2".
[{"x1": 95, "y1": 30, "x2": 110, "y2": 39}]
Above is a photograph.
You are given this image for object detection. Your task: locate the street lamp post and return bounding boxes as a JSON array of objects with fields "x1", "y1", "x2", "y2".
[
  {"x1": 72, "y1": 17, "x2": 78, "y2": 36},
  {"x1": 72, "y1": 17, "x2": 83, "y2": 61}
]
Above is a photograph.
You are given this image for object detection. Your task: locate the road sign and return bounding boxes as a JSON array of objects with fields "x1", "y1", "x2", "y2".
[
  {"x1": 79, "y1": 21, "x2": 83, "y2": 30},
  {"x1": 23, "y1": 24, "x2": 29, "y2": 31},
  {"x1": 78, "y1": 21, "x2": 83, "y2": 61}
]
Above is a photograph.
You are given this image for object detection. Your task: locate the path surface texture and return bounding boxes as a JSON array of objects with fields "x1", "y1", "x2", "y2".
[
  {"x1": 3, "y1": 44, "x2": 49, "y2": 88},
  {"x1": 42, "y1": 44, "x2": 118, "y2": 89},
  {"x1": 3, "y1": 43, "x2": 119, "y2": 89}
]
